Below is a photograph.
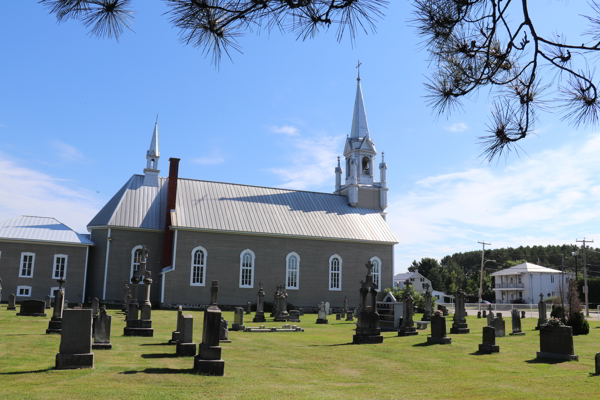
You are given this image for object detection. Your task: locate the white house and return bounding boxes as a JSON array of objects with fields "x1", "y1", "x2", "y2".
[
  {"x1": 491, "y1": 262, "x2": 574, "y2": 304},
  {"x1": 393, "y1": 270, "x2": 432, "y2": 294}
]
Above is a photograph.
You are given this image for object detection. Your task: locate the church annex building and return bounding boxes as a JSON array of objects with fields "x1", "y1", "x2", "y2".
[{"x1": 0, "y1": 76, "x2": 397, "y2": 309}]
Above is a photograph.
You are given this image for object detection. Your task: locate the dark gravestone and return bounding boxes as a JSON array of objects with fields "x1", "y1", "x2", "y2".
[
  {"x1": 510, "y1": 308, "x2": 525, "y2": 336},
  {"x1": 336, "y1": 313, "x2": 341, "y2": 320},
  {"x1": 536, "y1": 293, "x2": 548, "y2": 330},
  {"x1": 596, "y1": 352, "x2": 600, "y2": 375},
  {"x1": 92, "y1": 307, "x2": 112, "y2": 350},
  {"x1": 536, "y1": 325, "x2": 579, "y2": 361},
  {"x1": 478, "y1": 326, "x2": 500, "y2": 354},
  {"x1": 169, "y1": 306, "x2": 183, "y2": 344},
  {"x1": 253, "y1": 282, "x2": 266, "y2": 323},
  {"x1": 521, "y1": 310, "x2": 526, "y2": 319},
  {"x1": 246, "y1": 301, "x2": 252, "y2": 314},
  {"x1": 55, "y1": 309, "x2": 94, "y2": 369},
  {"x1": 427, "y1": 314, "x2": 451, "y2": 345},
  {"x1": 220, "y1": 318, "x2": 231, "y2": 343},
  {"x1": 124, "y1": 275, "x2": 153, "y2": 337},
  {"x1": 47, "y1": 288, "x2": 65, "y2": 334},
  {"x1": 353, "y1": 261, "x2": 383, "y2": 344},
  {"x1": 17, "y1": 300, "x2": 47, "y2": 317},
  {"x1": 7, "y1": 293, "x2": 16, "y2": 310},
  {"x1": 176, "y1": 314, "x2": 196, "y2": 357},
  {"x1": 274, "y1": 285, "x2": 289, "y2": 322},
  {"x1": 450, "y1": 291, "x2": 469, "y2": 334},
  {"x1": 194, "y1": 280, "x2": 225, "y2": 376},
  {"x1": 492, "y1": 314, "x2": 505, "y2": 337},
  {"x1": 398, "y1": 286, "x2": 418, "y2": 337},
  {"x1": 232, "y1": 307, "x2": 245, "y2": 331},
  {"x1": 422, "y1": 290, "x2": 433, "y2": 321},
  {"x1": 288, "y1": 310, "x2": 300, "y2": 323},
  {"x1": 482, "y1": 310, "x2": 487, "y2": 318},
  {"x1": 477, "y1": 311, "x2": 481, "y2": 318}
]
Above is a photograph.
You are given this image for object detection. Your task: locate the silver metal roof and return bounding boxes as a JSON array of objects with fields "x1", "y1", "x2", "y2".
[
  {"x1": 350, "y1": 78, "x2": 369, "y2": 139},
  {"x1": 0, "y1": 216, "x2": 94, "y2": 245},
  {"x1": 491, "y1": 262, "x2": 566, "y2": 276},
  {"x1": 88, "y1": 175, "x2": 397, "y2": 244}
]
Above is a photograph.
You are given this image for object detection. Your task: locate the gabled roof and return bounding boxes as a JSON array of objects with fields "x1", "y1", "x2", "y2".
[
  {"x1": 491, "y1": 262, "x2": 565, "y2": 276},
  {"x1": 0, "y1": 216, "x2": 93, "y2": 245},
  {"x1": 393, "y1": 271, "x2": 429, "y2": 282},
  {"x1": 88, "y1": 175, "x2": 398, "y2": 244}
]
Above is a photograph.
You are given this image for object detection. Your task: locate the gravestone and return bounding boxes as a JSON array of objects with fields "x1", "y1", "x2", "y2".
[
  {"x1": 478, "y1": 326, "x2": 500, "y2": 354},
  {"x1": 346, "y1": 308, "x2": 354, "y2": 321},
  {"x1": 336, "y1": 313, "x2": 341, "y2": 320},
  {"x1": 343, "y1": 296, "x2": 349, "y2": 313},
  {"x1": 253, "y1": 282, "x2": 266, "y2": 323},
  {"x1": 55, "y1": 309, "x2": 94, "y2": 369},
  {"x1": 477, "y1": 311, "x2": 481, "y2": 318},
  {"x1": 595, "y1": 352, "x2": 600, "y2": 375},
  {"x1": 64, "y1": 300, "x2": 69, "y2": 309},
  {"x1": 521, "y1": 310, "x2": 526, "y2": 319},
  {"x1": 421, "y1": 290, "x2": 432, "y2": 321},
  {"x1": 536, "y1": 324, "x2": 578, "y2": 361},
  {"x1": 246, "y1": 301, "x2": 252, "y2": 314},
  {"x1": 482, "y1": 310, "x2": 487, "y2": 318},
  {"x1": 7, "y1": 293, "x2": 16, "y2": 310},
  {"x1": 274, "y1": 285, "x2": 289, "y2": 322},
  {"x1": 194, "y1": 280, "x2": 225, "y2": 376},
  {"x1": 510, "y1": 308, "x2": 525, "y2": 336},
  {"x1": 271, "y1": 289, "x2": 278, "y2": 318},
  {"x1": 325, "y1": 302, "x2": 331, "y2": 315},
  {"x1": 492, "y1": 314, "x2": 505, "y2": 337},
  {"x1": 288, "y1": 310, "x2": 300, "y2": 322},
  {"x1": 220, "y1": 318, "x2": 231, "y2": 343},
  {"x1": 45, "y1": 295, "x2": 52, "y2": 309},
  {"x1": 232, "y1": 307, "x2": 245, "y2": 331},
  {"x1": 437, "y1": 304, "x2": 448, "y2": 316},
  {"x1": 124, "y1": 276, "x2": 154, "y2": 336},
  {"x1": 450, "y1": 290, "x2": 469, "y2": 334},
  {"x1": 92, "y1": 306, "x2": 112, "y2": 350},
  {"x1": 353, "y1": 261, "x2": 383, "y2": 344},
  {"x1": 536, "y1": 293, "x2": 548, "y2": 330},
  {"x1": 427, "y1": 313, "x2": 451, "y2": 344},
  {"x1": 176, "y1": 314, "x2": 196, "y2": 357},
  {"x1": 487, "y1": 309, "x2": 495, "y2": 327},
  {"x1": 91, "y1": 297, "x2": 100, "y2": 316},
  {"x1": 169, "y1": 306, "x2": 183, "y2": 344},
  {"x1": 122, "y1": 282, "x2": 129, "y2": 311},
  {"x1": 398, "y1": 284, "x2": 418, "y2": 337},
  {"x1": 316, "y1": 301, "x2": 328, "y2": 324},
  {"x1": 17, "y1": 300, "x2": 47, "y2": 317},
  {"x1": 46, "y1": 287, "x2": 65, "y2": 334}
]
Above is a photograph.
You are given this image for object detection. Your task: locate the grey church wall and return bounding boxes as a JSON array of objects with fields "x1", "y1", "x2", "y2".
[
  {"x1": 87, "y1": 229, "x2": 108, "y2": 302},
  {"x1": 356, "y1": 188, "x2": 383, "y2": 210},
  {"x1": 162, "y1": 229, "x2": 393, "y2": 308},
  {"x1": 0, "y1": 240, "x2": 87, "y2": 303}
]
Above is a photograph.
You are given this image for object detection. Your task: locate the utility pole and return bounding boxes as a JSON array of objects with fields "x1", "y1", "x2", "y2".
[
  {"x1": 478, "y1": 241, "x2": 491, "y2": 309},
  {"x1": 576, "y1": 238, "x2": 594, "y2": 317}
]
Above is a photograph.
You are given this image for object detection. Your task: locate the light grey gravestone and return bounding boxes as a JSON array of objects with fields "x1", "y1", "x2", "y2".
[
  {"x1": 353, "y1": 261, "x2": 383, "y2": 344},
  {"x1": 17, "y1": 299, "x2": 47, "y2": 317},
  {"x1": 91, "y1": 297, "x2": 100, "y2": 316},
  {"x1": 493, "y1": 314, "x2": 505, "y2": 337},
  {"x1": 169, "y1": 306, "x2": 183, "y2": 344},
  {"x1": 92, "y1": 306, "x2": 112, "y2": 350},
  {"x1": 232, "y1": 307, "x2": 245, "y2": 331},
  {"x1": 398, "y1": 283, "x2": 418, "y2": 337},
  {"x1": 427, "y1": 312, "x2": 451, "y2": 344},
  {"x1": 450, "y1": 290, "x2": 469, "y2": 334},
  {"x1": 7, "y1": 293, "x2": 16, "y2": 310},
  {"x1": 536, "y1": 294, "x2": 548, "y2": 330},
  {"x1": 343, "y1": 296, "x2": 349, "y2": 313},
  {"x1": 274, "y1": 285, "x2": 289, "y2": 322},
  {"x1": 45, "y1": 295, "x2": 52, "y2": 309},
  {"x1": 536, "y1": 324, "x2": 578, "y2": 361},
  {"x1": 478, "y1": 326, "x2": 499, "y2": 354},
  {"x1": 288, "y1": 310, "x2": 300, "y2": 322},
  {"x1": 124, "y1": 273, "x2": 153, "y2": 337},
  {"x1": 176, "y1": 314, "x2": 196, "y2": 357},
  {"x1": 220, "y1": 318, "x2": 231, "y2": 343},
  {"x1": 194, "y1": 280, "x2": 225, "y2": 376},
  {"x1": 47, "y1": 285, "x2": 65, "y2": 334},
  {"x1": 325, "y1": 302, "x2": 331, "y2": 315},
  {"x1": 510, "y1": 308, "x2": 525, "y2": 336},
  {"x1": 246, "y1": 301, "x2": 252, "y2": 314},
  {"x1": 316, "y1": 301, "x2": 328, "y2": 324},
  {"x1": 422, "y1": 290, "x2": 433, "y2": 321},
  {"x1": 487, "y1": 309, "x2": 495, "y2": 327},
  {"x1": 253, "y1": 282, "x2": 266, "y2": 323},
  {"x1": 55, "y1": 309, "x2": 94, "y2": 369}
]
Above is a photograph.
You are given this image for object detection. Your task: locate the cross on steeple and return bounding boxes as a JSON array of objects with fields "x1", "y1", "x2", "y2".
[{"x1": 356, "y1": 60, "x2": 363, "y2": 81}]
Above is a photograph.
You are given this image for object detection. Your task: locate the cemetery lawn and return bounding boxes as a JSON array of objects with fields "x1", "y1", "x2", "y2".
[{"x1": 1, "y1": 307, "x2": 599, "y2": 400}]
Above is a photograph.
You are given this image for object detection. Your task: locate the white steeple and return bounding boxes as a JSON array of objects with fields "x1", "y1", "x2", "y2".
[
  {"x1": 350, "y1": 67, "x2": 370, "y2": 139},
  {"x1": 143, "y1": 118, "x2": 160, "y2": 187}
]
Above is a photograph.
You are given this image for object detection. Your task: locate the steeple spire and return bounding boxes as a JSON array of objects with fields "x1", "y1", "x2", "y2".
[
  {"x1": 143, "y1": 117, "x2": 161, "y2": 187},
  {"x1": 148, "y1": 116, "x2": 160, "y2": 158},
  {"x1": 350, "y1": 69, "x2": 369, "y2": 139}
]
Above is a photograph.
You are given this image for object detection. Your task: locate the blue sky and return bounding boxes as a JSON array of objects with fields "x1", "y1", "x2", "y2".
[{"x1": 2, "y1": 1, "x2": 600, "y2": 274}]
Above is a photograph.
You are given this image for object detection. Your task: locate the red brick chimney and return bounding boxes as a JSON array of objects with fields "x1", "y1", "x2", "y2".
[{"x1": 163, "y1": 158, "x2": 180, "y2": 268}]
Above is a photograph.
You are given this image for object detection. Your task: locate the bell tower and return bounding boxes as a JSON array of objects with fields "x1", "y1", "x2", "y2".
[{"x1": 143, "y1": 118, "x2": 160, "y2": 187}]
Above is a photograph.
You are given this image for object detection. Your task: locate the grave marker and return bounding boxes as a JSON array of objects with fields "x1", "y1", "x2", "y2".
[
  {"x1": 478, "y1": 326, "x2": 499, "y2": 354},
  {"x1": 92, "y1": 306, "x2": 112, "y2": 350},
  {"x1": 17, "y1": 300, "x2": 47, "y2": 317},
  {"x1": 450, "y1": 290, "x2": 469, "y2": 334},
  {"x1": 232, "y1": 307, "x2": 245, "y2": 331},
  {"x1": 55, "y1": 309, "x2": 94, "y2": 369},
  {"x1": 316, "y1": 301, "x2": 328, "y2": 324},
  {"x1": 492, "y1": 313, "x2": 505, "y2": 337},
  {"x1": 398, "y1": 283, "x2": 418, "y2": 337},
  {"x1": 253, "y1": 282, "x2": 266, "y2": 323},
  {"x1": 536, "y1": 323, "x2": 579, "y2": 361},
  {"x1": 510, "y1": 308, "x2": 525, "y2": 336},
  {"x1": 536, "y1": 293, "x2": 548, "y2": 330},
  {"x1": 176, "y1": 314, "x2": 196, "y2": 357},
  {"x1": 169, "y1": 306, "x2": 183, "y2": 344},
  {"x1": 427, "y1": 312, "x2": 451, "y2": 344},
  {"x1": 46, "y1": 283, "x2": 65, "y2": 334},
  {"x1": 7, "y1": 293, "x2": 16, "y2": 310},
  {"x1": 194, "y1": 280, "x2": 225, "y2": 376},
  {"x1": 353, "y1": 261, "x2": 383, "y2": 344}
]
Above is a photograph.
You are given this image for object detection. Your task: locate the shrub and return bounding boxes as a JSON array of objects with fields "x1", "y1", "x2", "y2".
[
  {"x1": 511, "y1": 298, "x2": 526, "y2": 304},
  {"x1": 550, "y1": 305, "x2": 565, "y2": 319},
  {"x1": 567, "y1": 312, "x2": 589, "y2": 335}
]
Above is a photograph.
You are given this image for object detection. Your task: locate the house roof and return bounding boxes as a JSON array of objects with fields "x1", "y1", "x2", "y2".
[
  {"x1": 491, "y1": 262, "x2": 564, "y2": 276},
  {"x1": 393, "y1": 271, "x2": 429, "y2": 282},
  {"x1": 0, "y1": 216, "x2": 94, "y2": 245},
  {"x1": 88, "y1": 175, "x2": 398, "y2": 244}
]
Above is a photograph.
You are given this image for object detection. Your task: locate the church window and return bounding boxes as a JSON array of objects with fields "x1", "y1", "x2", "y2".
[
  {"x1": 286, "y1": 252, "x2": 300, "y2": 290},
  {"x1": 19, "y1": 253, "x2": 35, "y2": 278},
  {"x1": 362, "y1": 156, "x2": 371, "y2": 175},
  {"x1": 130, "y1": 245, "x2": 144, "y2": 282},
  {"x1": 329, "y1": 255, "x2": 342, "y2": 291},
  {"x1": 370, "y1": 256, "x2": 382, "y2": 290},
  {"x1": 190, "y1": 246, "x2": 207, "y2": 286},
  {"x1": 17, "y1": 286, "x2": 31, "y2": 297},
  {"x1": 239, "y1": 249, "x2": 255, "y2": 288},
  {"x1": 53, "y1": 254, "x2": 68, "y2": 279}
]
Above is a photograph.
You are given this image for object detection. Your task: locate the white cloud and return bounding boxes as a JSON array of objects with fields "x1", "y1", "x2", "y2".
[
  {"x1": 50, "y1": 140, "x2": 84, "y2": 162},
  {"x1": 269, "y1": 134, "x2": 342, "y2": 190},
  {"x1": 444, "y1": 123, "x2": 468, "y2": 133},
  {"x1": 270, "y1": 125, "x2": 300, "y2": 136},
  {"x1": 0, "y1": 154, "x2": 101, "y2": 233}
]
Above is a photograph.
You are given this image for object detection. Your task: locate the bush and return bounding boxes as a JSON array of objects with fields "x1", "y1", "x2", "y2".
[
  {"x1": 550, "y1": 305, "x2": 565, "y2": 319},
  {"x1": 511, "y1": 298, "x2": 526, "y2": 304},
  {"x1": 567, "y1": 312, "x2": 589, "y2": 335}
]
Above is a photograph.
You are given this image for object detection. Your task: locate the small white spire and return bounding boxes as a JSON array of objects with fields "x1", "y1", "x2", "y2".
[
  {"x1": 148, "y1": 116, "x2": 160, "y2": 157},
  {"x1": 350, "y1": 72, "x2": 370, "y2": 139},
  {"x1": 143, "y1": 117, "x2": 161, "y2": 187}
]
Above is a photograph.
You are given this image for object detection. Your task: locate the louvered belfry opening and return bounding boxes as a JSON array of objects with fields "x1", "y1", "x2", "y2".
[{"x1": 163, "y1": 158, "x2": 180, "y2": 268}]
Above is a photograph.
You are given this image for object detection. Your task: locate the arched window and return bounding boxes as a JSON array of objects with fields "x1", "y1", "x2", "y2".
[
  {"x1": 329, "y1": 254, "x2": 342, "y2": 291},
  {"x1": 370, "y1": 256, "x2": 382, "y2": 291},
  {"x1": 286, "y1": 252, "x2": 300, "y2": 290},
  {"x1": 362, "y1": 156, "x2": 371, "y2": 175},
  {"x1": 130, "y1": 245, "x2": 144, "y2": 282},
  {"x1": 239, "y1": 249, "x2": 255, "y2": 288},
  {"x1": 190, "y1": 246, "x2": 207, "y2": 286}
]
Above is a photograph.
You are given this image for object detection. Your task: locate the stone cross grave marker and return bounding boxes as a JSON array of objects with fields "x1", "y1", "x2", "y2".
[
  {"x1": 194, "y1": 280, "x2": 225, "y2": 376},
  {"x1": 253, "y1": 281, "x2": 266, "y2": 323},
  {"x1": 47, "y1": 287, "x2": 65, "y2": 334},
  {"x1": 450, "y1": 290, "x2": 469, "y2": 334},
  {"x1": 536, "y1": 293, "x2": 547, "y2": 329},
  {"x1": 353, "y1": 260, "x2": 383, "y2": 344}
]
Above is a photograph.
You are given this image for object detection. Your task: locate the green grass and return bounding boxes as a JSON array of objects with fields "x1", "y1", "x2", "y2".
[{"x1": 1, "y1": 306, "x2": 599, "y2": 399}]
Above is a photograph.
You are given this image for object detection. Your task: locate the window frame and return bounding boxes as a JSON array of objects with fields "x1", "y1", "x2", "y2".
[
  {"x1": 328, "y1": 254, "x2": 343, "y2": 291},
  {"x1": 190, "y1": 246, "x2": 208, "y2": 287},
  {"x1": 16, "y1": 285, "x2": 32, "y2": 297},
  {"x1": 19, "y1": 252, "x2": 35, "y2": 278},
  {"x1": 52, "y1": 254, "x2": 68, "y2": 280},
  {"x1": 551, "y1": 274, "x2": 555, "y2": 283},
  {"x1": 49, "y1": 287, "x2": 60, "y2": 298},
  {"x1": 239, "y1": 249, "x2": 255, "y2": 289},
  {"x1": 370, "y1": 256, "x2": 382, "y2": 291},
  {"x1": 285, "y1": 252, "x2": 300, "y2": 290},
  {"x1": 130, "y1": 245, "x2": 144, "y2": 282}
]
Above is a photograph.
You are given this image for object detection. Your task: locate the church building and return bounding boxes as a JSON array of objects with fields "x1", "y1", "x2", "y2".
[{"x1": 85, "y1": 75, "x2": 397, "y2": 308}]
